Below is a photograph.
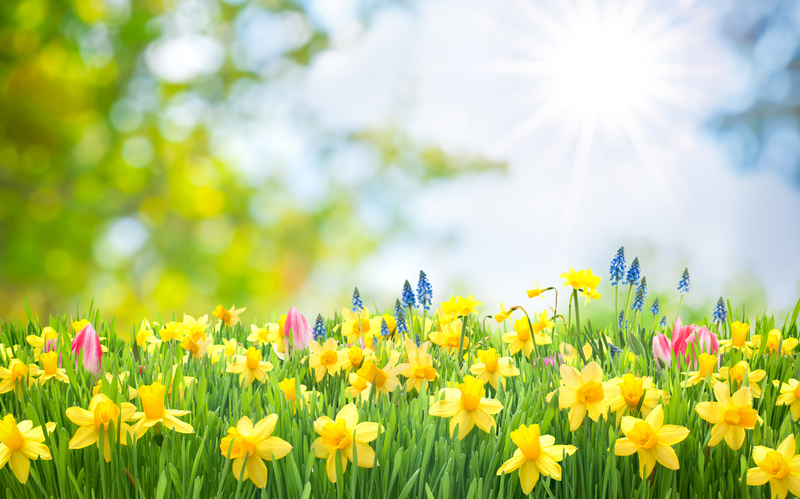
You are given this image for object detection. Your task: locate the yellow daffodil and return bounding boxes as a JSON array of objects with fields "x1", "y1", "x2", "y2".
[
  {"x1": 265, "y1": 316, "x2": 290, "y2": 359},
  {"x1": 470, "y1": 348, "x2": 520, "y2": 390},
  {"x1": 559, "y1": 268, "x2": 601, "y2": 303},
  {"x1": 526, "y1": 280, "x2": 547, "y2": 299},
  {"x1": 681, "y1": 353, "x2": 720, "y2": 387},
  {"x1": 429, "y1": 321, "x2": 467, "y2": 354},
  {"x1": 752, "y1": 329, "x2": 799, "y2": 356},
  {"x1": 66, "y1": 394, "x2": 136, "y2": 462},
  {"x1": 604, "y1": 374, "x2": 670, "y2": 421},
  {"x1": 0, "y1": 359, "x2": 39, "y2": 395},
  {"x1": 774, "y1": 379, "x2": 800, "y2": 421},
  {"x1": 429, "y1": 375, "x2": 503, "y2": 439},
  {"x1": 337, "y1": 345, "x2": 372, "y2": 374},
  {"x1": 497, "y1": 424, "x2": 577, "y2": 494},
  {"x1": 179, "y1": 328, "x2": 213, "y2": 361},
  {"x1": 178, "y1": 315, "x2": 212, "y2": 360},
  {"x1": 130, "y1": 382, "x2": 193, "y2": 437},
  {"x1": 93, "y1": 372, "x2": 138, "y2": 400},
  {"x1": 278, "y1": 378, "x2": 311, "y2": 413},
  {"x1": 455, "y1": 295, "x2": 482, "y2": 316},
  {"x1": 155, "y1": 366, "x2": 196, "y2": 400},
  {"x1": 354, "y1": 360, "x2": 409, "y2": 400},
  {"x1": 226, "y1": 347, "x2": 274, "y2": 388},
  {"x1": 503, "y1": 315, "x2": 553, "y2": 358},
  {"x1": 135, "y1": 319, "x2": 161, "y2": 352},
  {"x1": 25, "y1": 326, "x2": 58, "y2": 360},
  {"x1": 558, "y1": 342, "x2": 595, "y2": 365},
  {"x1": 345, "y1": 373, "x2": 370, "y2": 399},
  {"x1": 72, "y1": 319, "x2": 90, "y2": 334},
  {"x1": 311, "y1": 404, "x2": 382, "y2": 483},
  {"x1": 557, "y1": 362, "x2": 608, "y2": 431},
  {"x1": 747, "y1": 434, "x2": 800, "y2": 499},
  {"x1": 695, "y1": 382, "x2": 760, "y2": 450},
  {"x1": 248, "y1": 322, "x2": 278, "y2": 346},
  {"x1": 220, "y1": 415, "x2": 292, "y2": 489},
  {"x1": 213, "y1": 304, "x2": 246, "y2": 331},
  {"x1": 158, "y1": 321, "x2": 184, "y2": 342},
  {"x1": 717, "y1": 361, "x2": 766, "y2": 398},
  {"x1": 719, "y1": 321, "x2": 753, "y2": 355},
  {"x1": 36, "y1": 351, "x2": 69, "y2": 385},
  {"x1": 339, "y1": 309, "x2": 379, "y2": 346},
  {"x1": 614, "y1": 405, "x2": 689, "y2": 478},
  {"x1": 402, "y1": 342, "x2": 437, "y2": 393},
  {"x1": 0, "y1": 415, "x2": 56, "y2": 484},
  {"x1": 309, "y1": 338, "x2": 341, "y2": 382},
  {"x1": 494, "y1": 302, "x2": 513, "y2": 323},
  {"x1": 216, "y1": 338, "x2": 243, "y2": 363}
]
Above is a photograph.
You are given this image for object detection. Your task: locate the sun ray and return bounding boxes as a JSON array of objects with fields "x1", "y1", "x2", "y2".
[{"x1": 487, "y1": 95, "x2": 566, "y2": 158}]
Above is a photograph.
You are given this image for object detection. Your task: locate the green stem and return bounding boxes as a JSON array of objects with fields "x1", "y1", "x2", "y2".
[
  {"x1": 651, "y1": 313, "x2": 657, "y2": 333},
  {"x1": 622, "y1": 282, "x2": 634, "y2": 335},
  {"x1": 615, "y1": 285, "x2": 619, "y2": 336},
  {"x1": 572, "y1": 290, "x2": 581, "y2": 336},
  {"x1": 517, "y1": 306, "x2": 540, "y2": 359},
  {"x1": 674, "y1": 294, "x2": 684, "y2": 329},
  {"x1": 456, "y1": 314, "x2": 469, "y2": 374}
]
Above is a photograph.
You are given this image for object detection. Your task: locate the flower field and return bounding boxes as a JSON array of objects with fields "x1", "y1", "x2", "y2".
[{"x1": 1, "y1": 250, "x2": 800, "y2": 498}]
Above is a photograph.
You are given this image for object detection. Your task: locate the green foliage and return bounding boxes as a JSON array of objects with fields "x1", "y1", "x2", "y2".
[
  {"x1": 0, "y1": 298, "x2": 797, "y2": 497},
  {"x1": 0, "y1": 0, "x2": 504, "y2": 326}
]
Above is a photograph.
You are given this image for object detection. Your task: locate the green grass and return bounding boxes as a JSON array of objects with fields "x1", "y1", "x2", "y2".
[{"x1": 0, "y1": 296, "x2": 798, "y2": 498}]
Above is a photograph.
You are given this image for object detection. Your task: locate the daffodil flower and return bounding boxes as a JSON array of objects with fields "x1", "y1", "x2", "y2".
[
  {"x1": 614, "y1": 405, "x2": 689, "y2": 478},
  {"x1": 0, "y1": 415, "x2": 56, "y2": 484},
  {"x1": 695, "y1": 382, "x2": 760, "y2": 450},
  {"x1": 469, "y1": 348, "x2": 519, "y2": 389},
  {"x1": 773, "y1": 379, "x2": 800, "y2": 421},
  {"x1": 226, "y1": 347, "x2": 274, "y2": 387},
  {"x1": 220, "y1": 415, "x2": 292, "y2": 489},
  {"x1": 309, "y1": 338, "x2": 341, "y2": 382},
  {"x1": 429, "y1": 375, "x2": 503, "y2": 439},
  {"x1": 747, "y1": 434, "x2": 800, "y2": 499},
  {"x1": 556, "y1": 362, "x2": 609, "y2": 431},
  {"x1": 604, "y1": 374, "x2": 670, "y2": 421},
  {"x1": 311, "y1": 404, "x2": 382, "y2": 483},
  {"x1": 66, "y1": 394, "x2": 137, "y2": 462},
  {"x1": 36, "y1": 351, "x2": 69, "y2": 385},
  {"x1": 130, "y1": 382, "x2": 194, "y2": 437},
  {"x1": 213, "y1": 304, "x2": 246, "y2": 331},
  {"x1": 497, "y1": 424, "x2": 576, "y2": 494}
]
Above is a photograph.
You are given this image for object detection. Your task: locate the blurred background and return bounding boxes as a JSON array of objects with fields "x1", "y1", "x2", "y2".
[{"x1": 1, "y1": 0, "x2": 799, "y2": 329}]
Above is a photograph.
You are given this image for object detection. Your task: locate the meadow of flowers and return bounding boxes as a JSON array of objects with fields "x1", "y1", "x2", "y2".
[{"x1": 1, "y1": 248, "x2": 799, "y2": 498}]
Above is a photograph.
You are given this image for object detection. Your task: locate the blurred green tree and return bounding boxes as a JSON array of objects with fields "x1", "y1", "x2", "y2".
[{"x1": 0, "y1": 0, "x2": 502, "y2": 327}]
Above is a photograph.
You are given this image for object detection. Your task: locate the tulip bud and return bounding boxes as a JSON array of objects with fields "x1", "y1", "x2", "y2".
[
  {"x1": 71, "y1": 323, "x2": 103, "y2": 376},
  {"x1": 285, "y1": 306, "x2": 312, "y2": 352},
  {"x1": 652, "y1": 333, "x2": 672, "y2": 367}
]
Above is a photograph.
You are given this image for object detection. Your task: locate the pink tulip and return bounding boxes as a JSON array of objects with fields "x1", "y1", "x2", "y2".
[
  {"x1": 652, "y1": 333, "x2": 672, "y2": 367},
  {"x1": 71, "y1": 323, "x2": 103, "y2": 376},
  {"x1": 284, "y1": 306, "x2": 312, "y2": 352},
  {"x1": 686, "y1": 325, "x2": 719, "y2": 357}
]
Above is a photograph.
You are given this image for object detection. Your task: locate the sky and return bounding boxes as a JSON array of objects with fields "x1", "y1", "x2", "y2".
[
  {"x1": 141, "y1": 0, "x2": 800, "y2": 319},
  {"x1": 296, "y1": 0, "x2": 800, "y2": 315}
]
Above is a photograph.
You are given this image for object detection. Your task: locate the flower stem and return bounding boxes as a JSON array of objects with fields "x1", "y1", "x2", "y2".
[
  {"x1": 674, "y1": 294, "x2": 684, "y2": 328},
  {"x1": 456, "y1": 314, "x2": 469, "y2": 372},
  {"x1": 572, "y1": 289, "x2": 581, "y2": 336}
]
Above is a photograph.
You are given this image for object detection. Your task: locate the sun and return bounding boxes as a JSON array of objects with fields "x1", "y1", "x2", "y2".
[{"x1": 486, "y1": 0, "x2": 707, "y2": 227}]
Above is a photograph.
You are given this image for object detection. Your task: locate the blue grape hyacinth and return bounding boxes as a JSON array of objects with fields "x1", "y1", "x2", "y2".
[
  {"x1": 678, "y1": 268, "x2": 690, "y2": 293},
  {"x1": 351, "y1": 287, "x2": 364, "y2": 313},
  {"x1": 417, "y1": 270, "x2": 433, "y2": 311},
  {"x1": 659, "y1": 316, "x2": 667, "y2": 328},
  {"x1": 713, "y1": 297, "x2": 727, "y2": 323},
  {"x1": 380, "y1": 318, "x2": 391, "y2": 338},
  {"x1": 609, "y1": 247, "x2": 626, "y2": 286},
  {"x1": 631, "y1": 287, "x2": 644, "y2": 312},
  {"x1": 402, "y1": 280, "x2": 417, "y2": 308},
  {"x1": 625, "y1": 257, "x2": 641, "y2": 286},
  {"x1": 650, "y1": 297, "x2": 660, "y2": 315},
  {"x1": 313, "y1": 314, "x2": 327, "y2": 341}
]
